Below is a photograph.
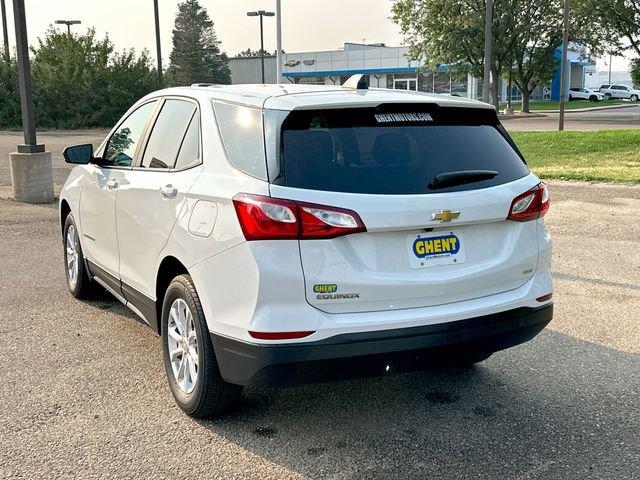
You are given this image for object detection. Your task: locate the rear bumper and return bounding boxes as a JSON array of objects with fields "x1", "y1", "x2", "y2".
[{"x1": 211, "y1": 304, "x2": 553, "y2": 386}]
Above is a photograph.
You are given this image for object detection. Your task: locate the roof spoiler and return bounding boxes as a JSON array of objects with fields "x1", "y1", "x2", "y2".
[{"x1": 341, "y1": 74, "x2": 370, "y2": 90}]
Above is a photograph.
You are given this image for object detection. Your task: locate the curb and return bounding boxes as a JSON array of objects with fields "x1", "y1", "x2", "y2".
[{"x1": 534, "y1": 103, "x2": 637, "y2": 114}]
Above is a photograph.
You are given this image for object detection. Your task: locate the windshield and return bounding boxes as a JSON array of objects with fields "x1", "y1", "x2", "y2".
[{"x1": 275, "y1": 105, "x2": 529, "y2": 195}]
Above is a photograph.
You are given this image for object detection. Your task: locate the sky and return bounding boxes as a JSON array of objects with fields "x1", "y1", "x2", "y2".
[{"x1": 0, "y1": 0, "x2": 631, "y2": 71}]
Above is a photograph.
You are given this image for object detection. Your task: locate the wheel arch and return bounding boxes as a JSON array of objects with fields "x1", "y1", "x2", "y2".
[
  {"x1": 155, "y1": 255, "x2": 190, "y2": 334},
  {"x1": 60, "y1": 199, "x2": 71, "y2": 239}
]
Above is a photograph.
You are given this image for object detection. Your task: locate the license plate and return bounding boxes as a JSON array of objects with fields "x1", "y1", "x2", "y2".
[{"x1": 407, "y1": 231, "x2": 466, "y2": 269}]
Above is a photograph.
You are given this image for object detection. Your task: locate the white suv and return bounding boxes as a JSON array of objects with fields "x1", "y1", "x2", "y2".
[
  {"x1": 599, "y1": 84, "x2": 640, "y2": 101},
  {"x1": 60, "y1": 82, "x2": 553, "y2": 418}
]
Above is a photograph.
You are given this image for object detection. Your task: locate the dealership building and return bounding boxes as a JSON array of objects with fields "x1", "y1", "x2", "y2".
[{"x1": 229, "y1": 42, "x2": 599, "y2": 102}]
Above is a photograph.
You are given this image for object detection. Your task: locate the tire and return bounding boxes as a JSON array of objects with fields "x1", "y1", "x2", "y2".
[
  {"x1": 589, "y1": 95, "x2": 597, "y2": 102},
  {"x1": 604, "y1": 93, "x2": 612, "y2": 100},
  {"x1": 631, "y1": 94, "x2": 638, "y2": 102},
  {"x1": 568, "y1": 94, "x2": 573, "y2": 101},
  {"x1": 63, "y1": 213, "x2": 96, "y2": 299},
  {"x1": 161, "y1": 274, "x2": 242, "y2": 418}
]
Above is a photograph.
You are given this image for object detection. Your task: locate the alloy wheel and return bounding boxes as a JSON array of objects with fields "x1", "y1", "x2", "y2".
[
  {"x1": 66, "y1": 225, "x2": 79, "y2": 288},
  {"x1": 167, "y1": 298, "x2": 199, "y2": 394}
]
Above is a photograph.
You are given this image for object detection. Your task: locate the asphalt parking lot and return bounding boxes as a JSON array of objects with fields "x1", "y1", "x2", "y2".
[{"x1": 0, "y1": 132, "x2": 639, "y2": 478}]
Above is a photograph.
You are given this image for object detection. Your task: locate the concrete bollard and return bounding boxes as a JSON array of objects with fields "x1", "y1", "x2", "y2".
[{"x1": 9, "y1": 151, "x2": 54, "y2": 204}]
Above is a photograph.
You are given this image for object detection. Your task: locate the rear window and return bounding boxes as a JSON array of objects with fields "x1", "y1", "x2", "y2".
[{"x1": 275, "y1": 105, "x2": 529, "y2": 194}]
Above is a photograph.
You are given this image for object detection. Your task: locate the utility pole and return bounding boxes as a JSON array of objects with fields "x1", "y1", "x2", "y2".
[
  {"x1": 558, "y1": 0, "x2": 570, "y2": 131},
  {"x1": 1, "y1": 0, "x2": 9, "y2": 61},
  {"x1": 16, "y1": 0, "x2": 39, "y2": 152},
  {"x1": 10, "y1": 0, "x2": 53, "y2": 203},
  {"x1": 482, "y1": 0, "x2": 492, "y2": 104},
  {"x1": 276, "y1": 0, "x2": 282, "y2": 84},
  {"x1": 247, "y1": 10, "x2": 274, "y2": 84},
  {"x1": 608, "y1": 52, "x2": 612, "y2": 84},
  {"x1": 54, "y1": 19, "x2": 81, "y2": 35},
  {"x1": 153, "y1": 0, "x2": 163, "y2": 85}
]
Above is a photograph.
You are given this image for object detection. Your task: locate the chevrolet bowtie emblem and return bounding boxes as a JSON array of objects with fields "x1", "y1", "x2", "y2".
[{"x1": 431, "y1": 210, "x2": 460, "y2": 222}]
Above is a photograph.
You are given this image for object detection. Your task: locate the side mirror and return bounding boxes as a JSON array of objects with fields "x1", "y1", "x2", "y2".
[{"x1": 63, "y1": 144, "x2": 94, "y2": 164}]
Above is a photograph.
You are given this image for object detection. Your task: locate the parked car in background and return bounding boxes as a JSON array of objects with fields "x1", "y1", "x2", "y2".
[
  {"x1": 58, "y1": 80, "x2": 553, "y2": 418},
  {"x1": 598, "y1": 84, "x2": 640, "y2": 101},
  {"x1": 568, "y1": 87, "x2": 604, "y2": 101}
]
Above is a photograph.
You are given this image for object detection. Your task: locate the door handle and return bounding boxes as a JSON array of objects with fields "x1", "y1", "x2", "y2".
[
  {"x1": 106, "y1": 179, "x2": 119, "y2": 190},
  {"x1": 160, "y1": 184, "x2": 178, "y2": 199}
]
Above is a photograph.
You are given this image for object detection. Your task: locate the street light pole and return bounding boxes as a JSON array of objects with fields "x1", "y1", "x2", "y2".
[
  {"x1": 15, "y1": 0, "x2": 39, "y2": 152},
  {"x1": 247, "y1": 10, "x2": 274, "y2": 84},
  {"x1": 482, "y1": 0, "x2": 492, "y2": 104},
  {"x1": 54, "y1": 19, "x2": 81, "y2": 35},
  {"x1": 558, "y1": 0, "x2": 570, "y2": 131},
  {"x1": 259, "y1": 14, "x2": 265, "y2": 83},
  {"x1": 276, "y1": 0, "x2": 282, "y2": 84},
  {"x1": 10, "y1": 0, "x2": 53, "y2": 203},
  {"x1": 1, "y1": 0, "x2": 9, "y2": 61},
  {"x1": 153, "y1": 0, "x2": 163, "y2": 85}
]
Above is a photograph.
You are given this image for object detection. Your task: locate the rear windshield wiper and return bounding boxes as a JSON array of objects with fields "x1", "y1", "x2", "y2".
[{"x1": 428, "y1": 170, "x2": 499, "y2": 190}]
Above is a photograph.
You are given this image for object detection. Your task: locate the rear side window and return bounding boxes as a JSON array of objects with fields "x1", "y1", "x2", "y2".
[
  {"x1": 142, "y1": 99, "x2": 196, "y2": 169},
  {"x1": 276, "y1": 106, "x2": 529, "y2": 194},
  {"x1": 213, "y1": 102, "x2": 267, "y2": 180}
]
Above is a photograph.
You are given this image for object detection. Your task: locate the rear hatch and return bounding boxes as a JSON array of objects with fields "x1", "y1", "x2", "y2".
[{"x1": 269, "y1": 104, "x2": 540, "y2": 314}]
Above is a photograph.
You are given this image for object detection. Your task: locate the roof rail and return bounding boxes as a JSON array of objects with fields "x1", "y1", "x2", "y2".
[
  {"x1": 342, "y1": 74, "x2": 370, "y2": 90},
  {"x1": 190, "y1": 83, "x2": 219, "y2": 87}
]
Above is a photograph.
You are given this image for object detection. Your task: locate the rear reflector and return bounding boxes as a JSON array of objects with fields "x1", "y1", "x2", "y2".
[
  {"x1": 536, "y1": 293, "x2": 553, "y2": 302},
  {"x1": 248, "y1": 331, "x2": 315, "y2": 340},
  {"x1": 508, "y1": 182, "x2": 550, "y2": 222},
  {"x1": 233, "y1": 193, "x2": 366, "y2": 240}
]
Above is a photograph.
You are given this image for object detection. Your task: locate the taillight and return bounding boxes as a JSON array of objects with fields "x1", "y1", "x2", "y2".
[
  {"x1": 232, "y1": 193, "x2": 366, "y2": 240},
  {"x1": 507, "y1": 182, "x2": 550, "y2": 222}
]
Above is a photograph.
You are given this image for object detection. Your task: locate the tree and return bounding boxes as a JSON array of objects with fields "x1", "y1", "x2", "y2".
[
  {"x1": 392, "y1": 0, "x2": 610, "y2": 112},
  {"x1": 632, "y1": 58, "x2": 640, "y2": 87},
  {"x1": 392, "y1": 0, "x2": 519, "y2": 109},
  {"x1": 167, "y1": 0, "x2": 230, "y2": 85},
  {"x1": 574, "y1": 0, "x2": 639, "y2": 56},
  {"x1": 0, "y1": 28, "x2": 157, "y2": 129},
  {"x1": 30, "y1": 28, "x2": 157, "y2": 128},
  {"x1": 508, "y1": 0, "x2": 563, "y2": 112},
  {"x1": 0, "y1": 54, "x2": 20, "y2": 128},
  {"x1": 236, "y1": 48, "x2": 275, "y2": 58}
]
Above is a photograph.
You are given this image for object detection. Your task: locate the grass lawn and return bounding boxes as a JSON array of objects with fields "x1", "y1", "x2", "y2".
[
  {"x1": 504, "y1": 99, "x2": 625, "y2": 111},
  {"x1": 510, "y1": 130, "x2": 640, "y2": 183}
]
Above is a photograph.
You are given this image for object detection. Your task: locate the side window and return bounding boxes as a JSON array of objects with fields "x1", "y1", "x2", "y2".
[
  {"x1": 104, "y1": 101, "x2": 157, "y2": 167},
  {"x1": 141, "y1": 99, "x2": 196, "y2": 169},
  {"x1": 213, "y1": 101, "x2": 267, "y2": 179},
  {"x1": 175, "y1": 113, "x2": 200, "y2": 170}
]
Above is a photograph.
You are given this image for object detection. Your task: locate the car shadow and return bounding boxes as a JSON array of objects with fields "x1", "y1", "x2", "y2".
[
  {"x1": 195, "y1": 331, "x2": 639, "y2": 479},
  {"x1": 83, "y1": 288, "x2": 147, "y2": 326}
]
